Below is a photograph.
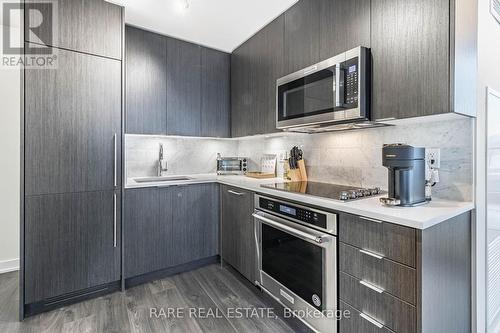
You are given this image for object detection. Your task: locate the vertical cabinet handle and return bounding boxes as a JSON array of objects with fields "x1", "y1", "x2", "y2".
[
  {"x1": 113, "y1": 133, "x2": 117, "y2": 187},
  {"x1": 113, "y1": 192, "x2": 117, "y2": 248}
]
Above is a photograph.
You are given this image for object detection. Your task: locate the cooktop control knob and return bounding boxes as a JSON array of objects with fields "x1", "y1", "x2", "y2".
[
  {"x1": 355, "y1": 190, "x2": 365, "y2": 197},
  {"x1": 362, "y1": 189, "x2": 372, "y2": 197},
  {"x1": 339, "y1": 191, "x2": 350, "y2": 201}
]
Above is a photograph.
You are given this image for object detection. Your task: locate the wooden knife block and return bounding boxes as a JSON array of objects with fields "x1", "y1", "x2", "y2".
[{"x1": 289, "y1": 160, "x2": 308, "y2": 182}]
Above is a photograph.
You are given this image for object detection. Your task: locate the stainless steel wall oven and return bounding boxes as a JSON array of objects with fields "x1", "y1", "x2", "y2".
[{"x1": 253, "y1": 194, "x2": 337, "y2": 333}]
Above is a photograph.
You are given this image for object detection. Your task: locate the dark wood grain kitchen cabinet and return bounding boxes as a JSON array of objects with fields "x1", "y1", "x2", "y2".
[
  {"x1": 220, "y1": 185, "x2": 257, "y2": 283},
  {"x1": 283, "y1": 0, "x2": 321, "y2": 74},
  {"x1": 340, "y1": 301, "x2": 396, "y2": 333},
  {"x1": 124, "y1": 184, "x2": 219, "y2": 280},
  {"x1": 370, "y1": 0, "x2": 450, "y2": 121},
  {"x1": 340, "y1": 272, "x2": 416, "y2": 333},
  {"x1": 231, "y1": 0, "x2": 370, "y2": 136},
  {"x1": 125, "y1": 26, "x2": 167, "y2": 135},
  {"x1": 170, "y1": 184, "x2": 220, "y2": 265},
  {"x1": 254, "y1": 15, "x2": 285, "y2": 135},
  {"x1": 339, "y1": 212, "x2": 471, "y2": 333},
  {"x1": 339, "y1": 242, "x2": 416, "y2": 305},
  {"x1": 125, "y1": 26, "x2": 230, "y2": 137},
  {"x1": 339, "y1": 213, "x2": 416, "y2": 267},
  {"x1": 319, "y1": 0, "x2": 371, "y2": 60},
  {"x1": 24, "y1": 190, "x2": 121, "y2": 304},
  {"x1": 201, "y1": 48, "x2": 231, "y2": 137},
  {"x1": 24, "y1": 0, "x2": 122, "y2": 59},
  {"x1": 24, "y1": 47, "x2": 122, "y2": 195},
  {"x1": 230, "y1": 15, "x2": 284, "y2": 137},
  {"x1": 283, "y1": 0, "x2": 370, "y2": 75},
  {"x1": 124, "y1": 187, "x2": 165, "y2": 278},
  {"x1": 166, "y1": 37, "x2": 202, "y2": 136},
  {"x1": 230, "y1": 40, "x2": 254, "y2": 137}
]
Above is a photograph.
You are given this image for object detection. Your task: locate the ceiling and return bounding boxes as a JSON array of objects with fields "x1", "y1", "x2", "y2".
[{"x1": 112, "y1": 0, "x2": 298, "y2": 53}]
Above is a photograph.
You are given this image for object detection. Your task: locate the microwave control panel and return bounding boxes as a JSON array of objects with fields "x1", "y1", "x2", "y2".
[{"x1": 344, "y1": 57, "x2": 359, "y2": 107}]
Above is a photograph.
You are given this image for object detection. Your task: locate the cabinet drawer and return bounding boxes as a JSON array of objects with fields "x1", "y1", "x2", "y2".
[
  {"x1": 339, "y1": 242, "x2": 416, "y2": 305},
  {"x1": 340, "y1": 301, "x2": 395, "y2": 333},
  {"x1": 340, "y1": 272, "x2": 416, "y2": 333},
  {"x1": 339, "y1": 213, "x2": 416, "y2": 267}
]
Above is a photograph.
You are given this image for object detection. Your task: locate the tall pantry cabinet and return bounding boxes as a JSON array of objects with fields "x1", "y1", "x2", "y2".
[{"x1": 21, "y1": 0, "x2": 124, "y2": 318}]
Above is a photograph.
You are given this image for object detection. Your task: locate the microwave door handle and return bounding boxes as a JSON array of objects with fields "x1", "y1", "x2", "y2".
[
  {"x1": 335, "y1": 64, "x2": 341, "y2": 107},
  {"x1": 252, "y1": 212, "x2": 332, "y2": 246}
]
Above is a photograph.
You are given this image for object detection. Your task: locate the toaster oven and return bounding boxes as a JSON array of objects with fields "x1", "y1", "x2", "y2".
[{"x1": 217, "y1": 156, "x2": 247, "y2": 175}]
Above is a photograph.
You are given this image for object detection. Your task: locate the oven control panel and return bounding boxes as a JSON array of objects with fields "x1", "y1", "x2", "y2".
[{"x1": 259, "y1": 197, "x2": 330, "y2": 231}]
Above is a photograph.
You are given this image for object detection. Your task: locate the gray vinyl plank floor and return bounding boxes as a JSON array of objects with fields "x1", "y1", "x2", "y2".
[{"x1": 0, "y1": 264, "x2": 310, "y2": 333}]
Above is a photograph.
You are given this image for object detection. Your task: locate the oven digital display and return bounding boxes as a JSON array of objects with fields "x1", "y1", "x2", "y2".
[
  {"x1": 349, "y1": 65, "x2": 357, "y2": 74},
  {"x1": 279, "y1": 205, "x2": 296, "y2": 216}
]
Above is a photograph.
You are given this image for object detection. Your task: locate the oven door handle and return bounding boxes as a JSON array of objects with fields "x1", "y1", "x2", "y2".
[{"x1": 252, "y1": 211, "x2": 332, "y2": 246}]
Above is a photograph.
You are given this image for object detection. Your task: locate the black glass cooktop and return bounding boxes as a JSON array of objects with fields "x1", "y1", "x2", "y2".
[{"x1": 261, "y1": 181, "x2": 382, "y2": 202}]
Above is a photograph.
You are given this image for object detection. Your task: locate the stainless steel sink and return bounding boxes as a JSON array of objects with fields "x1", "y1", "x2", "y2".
[{"x1": 134, "y1": 176, "x2": 193, "y2": 183}]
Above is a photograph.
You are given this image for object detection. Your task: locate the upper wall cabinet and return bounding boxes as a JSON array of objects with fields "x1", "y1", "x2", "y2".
[
  {"x1": 126, "y1": 26, "x2": 167, "y2": 135},
  {"x1": 231, "y1": 15, "x2": 284, "y2": 137},
  {"x1": 25, "y1": 0, "x2": 122, "y2": 59},
  {"x1": 125, "y1": 27, "x2": 230, "y2": 137},
  {"x1": 201, "y1": 48, "x2": 231, "y2": 137},
  {"x1": 283, "y1": 0, "x2": 370, "y2": 75},
  {"x1": 319, "y1": 0, "x2": 371, "y2": 60},
  {"x1": 231, "y1": 0, "x2": 370, "y2": 137},
  {"x1": 166, "y1": 38, "x2": 202, "y2": 136},
  {"x1": 371, "y1": 0, "x2": 450, "y2": 121},
  {"x1": 283, "y1": 0, "x2": 321, "y2": 74}
]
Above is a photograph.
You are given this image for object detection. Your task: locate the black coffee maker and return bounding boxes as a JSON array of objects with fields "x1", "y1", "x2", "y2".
[{"x1": 381, "y1": 144, "x2": 427, "y2": 207}]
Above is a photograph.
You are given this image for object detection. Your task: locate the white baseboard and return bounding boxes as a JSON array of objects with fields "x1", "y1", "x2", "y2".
[{"x1": 0, "y1": 259, "x2": 19, "y2": 274}]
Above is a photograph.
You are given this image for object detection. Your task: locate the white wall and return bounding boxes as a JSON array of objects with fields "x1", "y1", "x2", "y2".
[
  {"x1": 0, "y1": 23, "x2": 20, "y2": 273},
  {"x1": 476, "y1": 0, "x2": 500, "y2": 331}
]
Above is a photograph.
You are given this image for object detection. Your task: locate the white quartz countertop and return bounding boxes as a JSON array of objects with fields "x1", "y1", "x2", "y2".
[{"x1": 126, "y1": 174, "x2": 475, "y2": 230}]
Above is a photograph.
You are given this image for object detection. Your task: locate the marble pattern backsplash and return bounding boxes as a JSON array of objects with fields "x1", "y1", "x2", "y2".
[
  {"x1": 125, "y1": 116, "x2": 474, "y2": 201},
  {"x1": 125, "y1": 135, "x2": 238, "y2": 177}
]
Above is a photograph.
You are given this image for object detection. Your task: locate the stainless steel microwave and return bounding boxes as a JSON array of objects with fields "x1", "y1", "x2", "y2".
[{"x1": 276, "y1": 46, "x2": 370, "y2": 130}]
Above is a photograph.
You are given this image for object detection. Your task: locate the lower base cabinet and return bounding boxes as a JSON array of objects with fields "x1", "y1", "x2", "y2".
[
  {"x1": 338, "y1": 211, "x2": 471, "y2": 333},
  {"x1": 220, "y1": 185, "x2": 257, "y2": 283},
  {"x1": 124, "y1": 183, "x2": 219, "y2": 279},
  {"x1": 24, "y1": 190, "x2": 121, "y2": 305}
]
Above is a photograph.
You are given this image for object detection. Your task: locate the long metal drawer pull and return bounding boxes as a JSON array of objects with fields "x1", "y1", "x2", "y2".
[
  {"x1": 252, "y1": 212, "x2": 331, "y2": 244},
  {"x1": 359, "y1": 312, "x2": 384, "y2": 329},
  {"x1": 228, "y1": 190, "x2": 245, "y2": 196},
  {"x1": 359, "y1": 216, "x2": 383, "y2": 224},
  {"x1": 113, "y1": 133, "x2": 117, "y2": 187},
  {"x1": 359, "y1": 249, "x2": 385, "y2": 260},
  {"x1": 113, "y1": 193, "x2": 117, "y2": 248},
  {"x1": 360, "y1": 280, "x2": 384, "y2": 294}
]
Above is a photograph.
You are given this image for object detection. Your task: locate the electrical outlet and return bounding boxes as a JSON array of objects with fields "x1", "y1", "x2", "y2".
[{"x1": 426, "y1": 148, "x2": 441, "y2": 168}]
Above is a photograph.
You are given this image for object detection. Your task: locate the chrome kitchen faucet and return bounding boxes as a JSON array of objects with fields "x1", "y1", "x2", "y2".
[{"x1": 157, "y1": 143, "x2": 168, "y2": 176}]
